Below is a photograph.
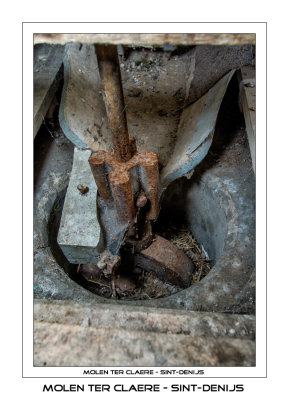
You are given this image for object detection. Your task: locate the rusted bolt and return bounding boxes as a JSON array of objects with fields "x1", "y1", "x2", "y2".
[{"x1": 77, "y1": 184, "x2": 89, "y2": 194}]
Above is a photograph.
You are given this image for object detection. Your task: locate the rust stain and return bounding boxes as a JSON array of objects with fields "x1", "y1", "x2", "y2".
[
  {"x1": 89, "y1": 43, "x2": 160, "y2": 245},
  {"x1": 109, "y1": 169, "x2": 135, "y2": 235},
  {"x1": 95, "y1": 44, "x2": 132, "y2": 162},
  {"x1": 97, "y1": 252, "x2": 121, "y2": 277}
]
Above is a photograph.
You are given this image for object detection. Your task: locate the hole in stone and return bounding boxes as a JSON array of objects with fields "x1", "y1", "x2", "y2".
[{"x1": 44, "y1": 71, "x2": 247, "y2": 302}]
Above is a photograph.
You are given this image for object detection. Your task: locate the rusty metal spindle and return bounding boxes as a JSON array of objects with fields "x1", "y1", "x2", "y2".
[
  {"x1": 95, "y1": 44, "x2": 131, "y2": 163},
  {"x1": 88, "y1": 44, "x2": 194, "y2": 287}
]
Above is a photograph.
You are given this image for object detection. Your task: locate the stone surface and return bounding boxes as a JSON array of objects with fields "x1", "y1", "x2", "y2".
[
  {"x1": 59, "y1": 44, "x2": 253, "y2": 172},
  {"x1": 187, "y1": 45, "x2": 253, "y2": 105},
  {"x1": 161, "y1": 70, "x2": 234, "y2": 189},
  {"x1": 56, "y1": 64, "x2": 235, "y2": 265},
  {"x1": 57, "y1": 148, "x2": 101, "y2": 264}
]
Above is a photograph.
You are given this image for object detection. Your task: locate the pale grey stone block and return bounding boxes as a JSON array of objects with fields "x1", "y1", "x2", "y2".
[{"x1": 57, "y1": 148, "x2": 101, "y2": 263}]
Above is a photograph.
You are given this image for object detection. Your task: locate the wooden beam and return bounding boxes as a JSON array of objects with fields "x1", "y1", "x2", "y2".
[
  {"x1": 34, "y1": 33, "x2": 255, "y2": 46},
  {"x1": 34, "y1": 44, "x2": 64, "y2": 138}
]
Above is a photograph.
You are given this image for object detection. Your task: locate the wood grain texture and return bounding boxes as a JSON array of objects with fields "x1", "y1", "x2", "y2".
[{"x1": 34, "y1": 33, "x2": 255, "y2": 46}]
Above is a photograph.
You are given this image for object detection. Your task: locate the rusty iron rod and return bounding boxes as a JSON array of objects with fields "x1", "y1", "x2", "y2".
[
  {"x1": 95, "y1": 44, "x2": 131, "y2": 163},
  {"x1": 109, "y1": 170, "x2": 135, "y2": 236}
]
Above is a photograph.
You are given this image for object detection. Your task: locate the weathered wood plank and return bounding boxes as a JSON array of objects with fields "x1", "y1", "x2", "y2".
[
  {"x1": 34, "y1": 44, "x2": 64, "y2": 138},
  {"x1": 34, "y1": 33, "x2": 255, "y2": 46},
  {"x1": 238, "y1": 65, "x2": 256, "y2": 173},
  {"x1": 34, "y1": 320, "x2": 255, "y2": 366}
]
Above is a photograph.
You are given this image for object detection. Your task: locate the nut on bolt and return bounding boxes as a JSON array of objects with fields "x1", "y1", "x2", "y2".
[{"x1": 77, "y1": 184, "x2": 89, "y2": 195}]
